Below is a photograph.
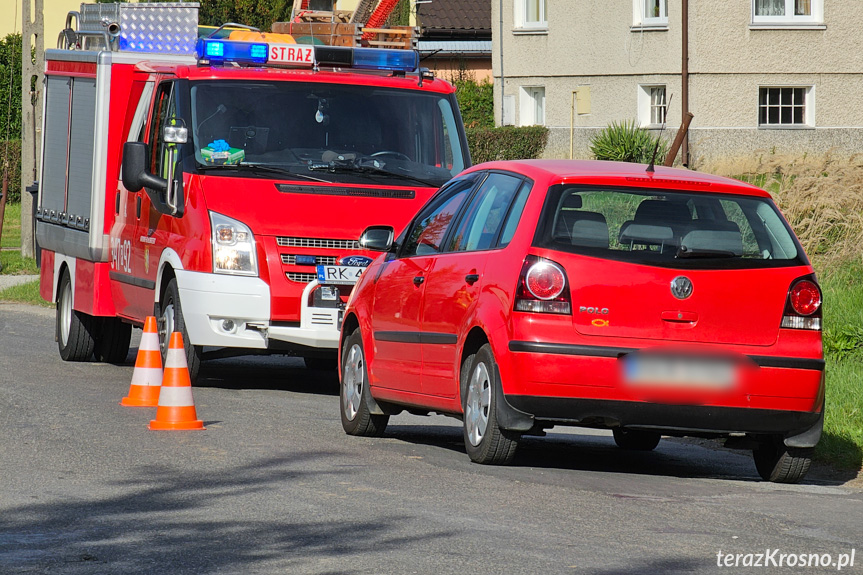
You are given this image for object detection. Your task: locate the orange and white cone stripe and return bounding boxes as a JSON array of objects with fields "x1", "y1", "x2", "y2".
[
  {"x1": 149, "y1": 332, "x2": 204, "y2": 430},
  {"x1": 121, "y1": 316, "x2": 163, "y2": 407}
]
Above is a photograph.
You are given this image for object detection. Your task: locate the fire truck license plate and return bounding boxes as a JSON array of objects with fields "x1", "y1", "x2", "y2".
[{"x1": 316, "y1": 265, "x2": 365, "y2": 285}]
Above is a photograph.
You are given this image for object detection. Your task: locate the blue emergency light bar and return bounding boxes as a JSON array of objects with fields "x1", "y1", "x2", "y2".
[
  {"x1": 196, "y1": 38, "x2": 268, "y2": 64},
  {"x1": 195, "y1": 38, "x2": 419, "y2": 73}
]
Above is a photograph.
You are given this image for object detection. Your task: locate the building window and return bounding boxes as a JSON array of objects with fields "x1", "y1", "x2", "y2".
[
  {"x1": 752, "y1": 0, "x2": 822, "y2": 24},
  {"x1": 520, "y1": 86, "x2": 545, "y2": 126},
  {"x1": 638, "y1": 85, "x2": 667, "y2": 127},
  {"x1": 633, "y1": 0, "x2": 668, "y2": 28},
  {"x1": 515, "y1": 0, "x2": 547, "y2": 30},
  {"x1": 758, "y1": 86, "x2": 813, "y2": 127}
]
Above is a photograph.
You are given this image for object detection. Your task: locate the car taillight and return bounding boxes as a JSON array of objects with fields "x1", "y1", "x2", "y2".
[
  {"x1": 781, "y1": 275, "x2": 822, "y2": 330},
  {"x1": 514, "y1": 256, "x2": 572, "y2": 315}
]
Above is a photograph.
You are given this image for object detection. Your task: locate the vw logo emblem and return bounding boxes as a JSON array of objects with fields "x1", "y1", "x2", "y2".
[
  {"x1": 670, "y1": 276, "x2": 693, "y2": 300},
  {"x1": 339, "y1": 255, "x2": 373, "y2": 267}
]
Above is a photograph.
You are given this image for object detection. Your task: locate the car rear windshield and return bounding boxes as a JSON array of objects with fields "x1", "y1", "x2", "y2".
[{"x1": 534, "y1": 185, "x2": 808, "y2": 269}]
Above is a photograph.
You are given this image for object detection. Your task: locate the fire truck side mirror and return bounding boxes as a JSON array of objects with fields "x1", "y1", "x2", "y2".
[
  {"x1": 122, "y1": 141, "x2": 168, "y2": 194},
  {"x1": 359, "y1": 226, "x2": 394, "y2": 252}
]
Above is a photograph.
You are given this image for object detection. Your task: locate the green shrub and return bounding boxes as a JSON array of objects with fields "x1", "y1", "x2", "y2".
[
  {"x1": 453, "y1": 77, "x2": 494, "y2": 130},
  {"x1": 590, "y1": 119, "x2": 668, "y2": 164},
  {"x1": 1, "y1": 140, "x2": 21, "y2": 202},
  {"x1": 467, "y1": 126, "x2": 548, "y2": 164}
]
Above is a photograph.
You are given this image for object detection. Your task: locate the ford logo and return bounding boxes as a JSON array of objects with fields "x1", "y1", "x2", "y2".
[{"x1": 339, "y1": 255, "x2": 374, "y2": 267}]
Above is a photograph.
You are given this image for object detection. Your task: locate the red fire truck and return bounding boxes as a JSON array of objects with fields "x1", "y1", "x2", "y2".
[{"x1": 37, "y1": 3, "x2": 470, "y2": 379}]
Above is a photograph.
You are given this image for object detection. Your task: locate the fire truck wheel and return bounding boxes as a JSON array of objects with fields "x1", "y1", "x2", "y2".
[
  {"x1": 94, "y1": 318, "x2": 132, "y2": 364},
  {"x1": 160, "y1": 278, "x2": 202, "y2": 381},
  {"x1": 56, "y1": 270, "x2": 97, "y2": 362}
]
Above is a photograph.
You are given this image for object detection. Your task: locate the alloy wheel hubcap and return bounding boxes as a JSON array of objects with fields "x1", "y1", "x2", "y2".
[
  {"x1": 160, "y1": 303, "x2": 175, "y2": 354},
  {"x1": 465, "y1": 362, "x2": 491, "y2": 446},
  {"x1": 343, "y1": 343, "x2": 364, "y2": 421},
  {"x1": 59, "y1": 281, "x2": 72, "y2": 346}
]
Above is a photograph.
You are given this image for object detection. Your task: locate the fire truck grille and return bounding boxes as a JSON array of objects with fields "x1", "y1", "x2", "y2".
[
  {"x1": 281, "y1": 255, "x2": 337, "y2": 266},
  {"x1": 277, "y1": 237, "x2": 361, "y2": 250},
  {"x1": 286, "y1": 272, "x2": 318, "y2": 283}
]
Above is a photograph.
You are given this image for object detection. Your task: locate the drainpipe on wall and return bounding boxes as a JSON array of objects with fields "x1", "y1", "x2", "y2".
[
  {"x1": 681, "y1": 0, "x2": 689, "y2": 166},
  {"x1": 499, "y1": 0, "x2": 505, "y2": 126}
]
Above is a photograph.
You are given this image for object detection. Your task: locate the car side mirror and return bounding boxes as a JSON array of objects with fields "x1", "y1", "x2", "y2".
[
  {"x1": 359, "y1": 226, "x2": 394, "y2": 252},
  {"x1": 122, "y1": 141, "x2": 167, "y2": 193}
]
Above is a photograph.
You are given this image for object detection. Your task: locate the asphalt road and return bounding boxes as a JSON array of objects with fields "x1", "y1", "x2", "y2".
[{"x1": 1, "y1": 303, "x2": 861, "y2": 574}]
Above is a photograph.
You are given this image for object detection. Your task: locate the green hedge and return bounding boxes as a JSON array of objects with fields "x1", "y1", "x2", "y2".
[
  {"x1": 0, "y1": 140, "x2": 21, "y2": 203},
  {"x1": 467, "y1": 126, "x2": 549, "y2": 164}
]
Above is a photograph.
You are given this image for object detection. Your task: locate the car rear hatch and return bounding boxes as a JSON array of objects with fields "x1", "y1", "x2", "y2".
[
  {"x1": 552, "y1": 253, "x2": 807, "y2": 346},
  {"x1": 532, "y1": 182, "x2": 814, "y2": 348}
]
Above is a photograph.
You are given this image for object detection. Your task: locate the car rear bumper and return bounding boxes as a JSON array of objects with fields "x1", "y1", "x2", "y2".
[
  {"x1": 494, "y1": 339, "x2": 824, "y2": 445},
  {"x1": 504, "y1": 395, "x2": 822, "y2": 439}
]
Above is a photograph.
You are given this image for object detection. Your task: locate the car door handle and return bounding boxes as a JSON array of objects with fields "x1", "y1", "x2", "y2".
[
  {"x1": 465, "y1": 273, "x2": 479, "y2": 285},
  {"x1": 413, "y1": 275, "x2": 425, "y2": 286}
]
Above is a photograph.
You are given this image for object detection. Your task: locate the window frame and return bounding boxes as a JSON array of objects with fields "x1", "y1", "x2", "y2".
[
  {"x1": 514, "y1": 0, "x2": 547, "y2": 32},
  {"x1": 751, "y1": 0, "x2": 823, "y2": 26},
  {"x1": 519, "y1": 86, "x2": 545, "y2": 127},
  {"x1": 638, "y1": 84, "x2": 667, "y2": 128},
  {"x1": 757, "y1": 85, "x2": 814, "y2": 128},
  {"x1": 633, "y1": 0, "x2": 668, "y2": 29}
]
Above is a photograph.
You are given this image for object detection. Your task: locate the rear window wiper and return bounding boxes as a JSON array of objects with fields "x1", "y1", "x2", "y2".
[
  {"x1": 309, "y1": 157, "x2": 440, "y2": 188},
  {"x1": 198, "y1": 162, "x2": 332, "y2": 184},
  {"x1": 676, "y1": 246, "x2": 741, "y2": 259}
]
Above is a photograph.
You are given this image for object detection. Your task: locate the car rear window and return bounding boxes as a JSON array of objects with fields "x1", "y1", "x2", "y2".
[{"x1": 534, "y1": 185, "x2": 808, "y2": 269}]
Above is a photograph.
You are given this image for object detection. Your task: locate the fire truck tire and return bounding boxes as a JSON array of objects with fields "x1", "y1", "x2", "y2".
[
  {"x1": 160, "y1": 278, "x2": 202, "y2": 381},
  {"x1": 94, "y1": 318, "x2": 132, "y2": 364},
  {"x1": 57, "y1": 270, "x2": 97, "y2": 362}
]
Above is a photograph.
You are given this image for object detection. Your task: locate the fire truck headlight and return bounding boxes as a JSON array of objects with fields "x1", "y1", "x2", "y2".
[{"x1": 210, "y1": 211, "x2": 258, "y2": 276}]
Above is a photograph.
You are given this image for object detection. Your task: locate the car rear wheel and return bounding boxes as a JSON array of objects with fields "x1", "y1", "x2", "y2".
[
  {"x1": 57, "y1": 270, "x2": 96, "y2": 361},
  {"x1": 340, "y1": 329, "x2": 388, "y2": 436},
  {"x1": 159, "y1": 278, "x2": 202, "y2": 382},
  {"x1": 612, "y1": 428, "x2": 661, "y2": 451},
  {"x1": 753, "y1": 438, "x2": 813, "y2": 483},
  {"x1": 462, "y1": 344, "x2": 519, "y2": 465}
]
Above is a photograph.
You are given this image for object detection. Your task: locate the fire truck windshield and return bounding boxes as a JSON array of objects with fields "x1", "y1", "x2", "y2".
[{"x1": 190, "y1": 80, "x2": 466, "y2": 188}]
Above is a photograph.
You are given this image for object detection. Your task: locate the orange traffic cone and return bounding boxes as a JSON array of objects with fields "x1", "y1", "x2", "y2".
[
  {"x1": 148, "y1": 332, "x2": 204, "y2": 430},
  {"x1": 121, "y1": 316, "x2": 163, "y2": 407}
]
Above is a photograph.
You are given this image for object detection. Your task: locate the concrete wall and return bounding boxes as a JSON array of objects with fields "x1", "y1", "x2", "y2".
[
  {"x1": 493, "y1": 0, "x2": 863, "y2": 167},
  {"x1": 2, "y1": 0, "x2": 82, "y2": 39}
]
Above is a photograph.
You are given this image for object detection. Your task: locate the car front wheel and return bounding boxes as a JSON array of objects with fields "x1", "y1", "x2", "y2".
[
  {"x1": 159, "y1": 278, "x2": 202, "y2": 382},
  {"x1": 462, "y1": 344, "x2": 519, "y2": 465}
]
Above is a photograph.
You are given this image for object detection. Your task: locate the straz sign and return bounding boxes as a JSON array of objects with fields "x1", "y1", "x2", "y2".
[{"x1": 268, "y1": 44, "x2": 314, "y2": 66}]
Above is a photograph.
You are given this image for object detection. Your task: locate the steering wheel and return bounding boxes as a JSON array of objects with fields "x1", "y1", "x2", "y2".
[{"x1": 371, "y1": 150, "x2": 410, "y2": 161}]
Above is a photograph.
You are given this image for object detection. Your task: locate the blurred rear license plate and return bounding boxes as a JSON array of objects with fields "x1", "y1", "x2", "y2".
[
  {"x1": 316, "y1": 265, "x2": 364, "y2": 285},
  {"x1": 623, "y1": 354, "x2": 736, "y2": 389}
]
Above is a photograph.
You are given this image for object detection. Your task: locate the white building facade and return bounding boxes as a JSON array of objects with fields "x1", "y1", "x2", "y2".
[{"x1": 493, "y1": 0, "x2": 863, "y2": 167}]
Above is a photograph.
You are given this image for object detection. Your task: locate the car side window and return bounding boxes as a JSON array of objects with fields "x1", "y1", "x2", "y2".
[
  {"x1": 148, "y1": 81, "x2": 176, "y2": 178},
  {"x1": 498, "y1": 180, "x2": 532, "y2": 248},
  {"x1": 449, "y1": 173, "x2": 527, "y2": 252},
  {"x1": 402, "y1": 178, "x2": 475, "y2": 258}
]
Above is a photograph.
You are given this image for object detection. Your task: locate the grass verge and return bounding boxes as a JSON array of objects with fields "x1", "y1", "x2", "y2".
[
  {"x1": 0, "y1": 280, "x2": 50, "y2": 307},
  {"x1": 814, "y1": 261, "x2": 863, "y2": 471},
  {"x1": 0, "y1": 249, "x2": 38, "y2": 275},
  {"x1": 1, "y1": 202, "x2": 21, "y2": 248}
]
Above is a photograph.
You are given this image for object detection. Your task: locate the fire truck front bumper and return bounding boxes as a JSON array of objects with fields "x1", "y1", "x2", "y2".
[{"x1": 176, "y1": 270, "x2": 340, "y2": 351}]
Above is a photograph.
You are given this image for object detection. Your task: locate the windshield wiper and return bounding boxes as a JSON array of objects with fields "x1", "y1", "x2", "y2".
[
  {"x1": 308, "y1": 158, "x2": 440, "y2": 188},
  {"x1": 198, "y1": 162, "x2": 332, "y2": 184},
  {"x1": 676, "y1": 246, "x2": 741, "y2": 259}
]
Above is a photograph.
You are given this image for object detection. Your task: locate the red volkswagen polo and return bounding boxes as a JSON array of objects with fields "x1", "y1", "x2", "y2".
[{"x1": 338, "y1": 160, "x2": 824, "y2": 483}]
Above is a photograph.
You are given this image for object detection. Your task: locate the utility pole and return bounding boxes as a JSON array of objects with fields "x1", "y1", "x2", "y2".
[
  {"x1": 681, "y1": 0, "x2": 689, "y2": 167},
  {"x1": 21, "y1": 0, "x2": 44, "y2": 259}
]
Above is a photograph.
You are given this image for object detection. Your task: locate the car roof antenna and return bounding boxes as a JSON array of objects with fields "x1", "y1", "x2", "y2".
[{"x1": 646, "y1": 93, "x2": 673, "y2": 173}]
